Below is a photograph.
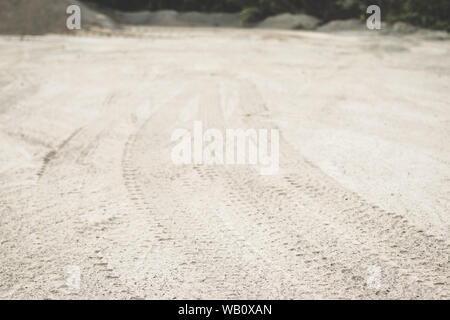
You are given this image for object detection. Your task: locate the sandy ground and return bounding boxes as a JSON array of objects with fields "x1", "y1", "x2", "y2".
[{"x1": 0, "y1": 27, "x2": 449, "y2": 299}]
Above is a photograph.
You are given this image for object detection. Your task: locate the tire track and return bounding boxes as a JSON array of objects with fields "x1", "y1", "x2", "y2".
[
  {"x1": 37, "y1": 127, "x2": 82, "y2": 180},
  {"x1": 225, "y1": 78, "x2": 450, "y2": 298}
]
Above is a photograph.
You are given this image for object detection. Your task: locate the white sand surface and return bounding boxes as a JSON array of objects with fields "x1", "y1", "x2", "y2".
[{"x1": 0, "y1": 27, "x2": 449, "y2": 299}]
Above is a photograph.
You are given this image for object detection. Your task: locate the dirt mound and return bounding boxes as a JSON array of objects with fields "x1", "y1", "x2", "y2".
[
  {"x1": 257, "y1": 13, "x2": 320, "y2": 30},
  {"x1": 0, "y1": 0, "x2": 115, "y2": 35},
  {"x1": 112, "y1": 10, "x2": 179, "y2": 26},
  {"x1": 383, "y1": 22, "x2": 449, "y2": 40},
  {"x1": 112, "y1": 10, "x2": 240, "y2": 28},
  {"x1": 317, "y1": 19, "x2": 365, "y2": 32},
  {"x1": 317, "y1": 19, "x2": 449, "y2": 39},
  {"x1": 178, "y1": 12, "x2": 240, "y2": 27}
]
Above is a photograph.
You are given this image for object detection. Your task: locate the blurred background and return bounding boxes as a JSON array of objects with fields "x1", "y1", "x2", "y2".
[
  {"x1": 85, "y1": 0, "x2": 449, "y2": 31},
  {"x1": 0, "y1": 0, "x2": 449, "y2": 35}
]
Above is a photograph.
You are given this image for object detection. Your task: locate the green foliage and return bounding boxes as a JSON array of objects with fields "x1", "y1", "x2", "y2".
[
  {"x1": 85, "y1": 0, "x2": 450, "y2": 31},
  {"x1": 396, "y1": 0, "x2": 450, "y2": 32},
  {"x1": 239, "y1": 7, "x2": 263, "y2": 26}
]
